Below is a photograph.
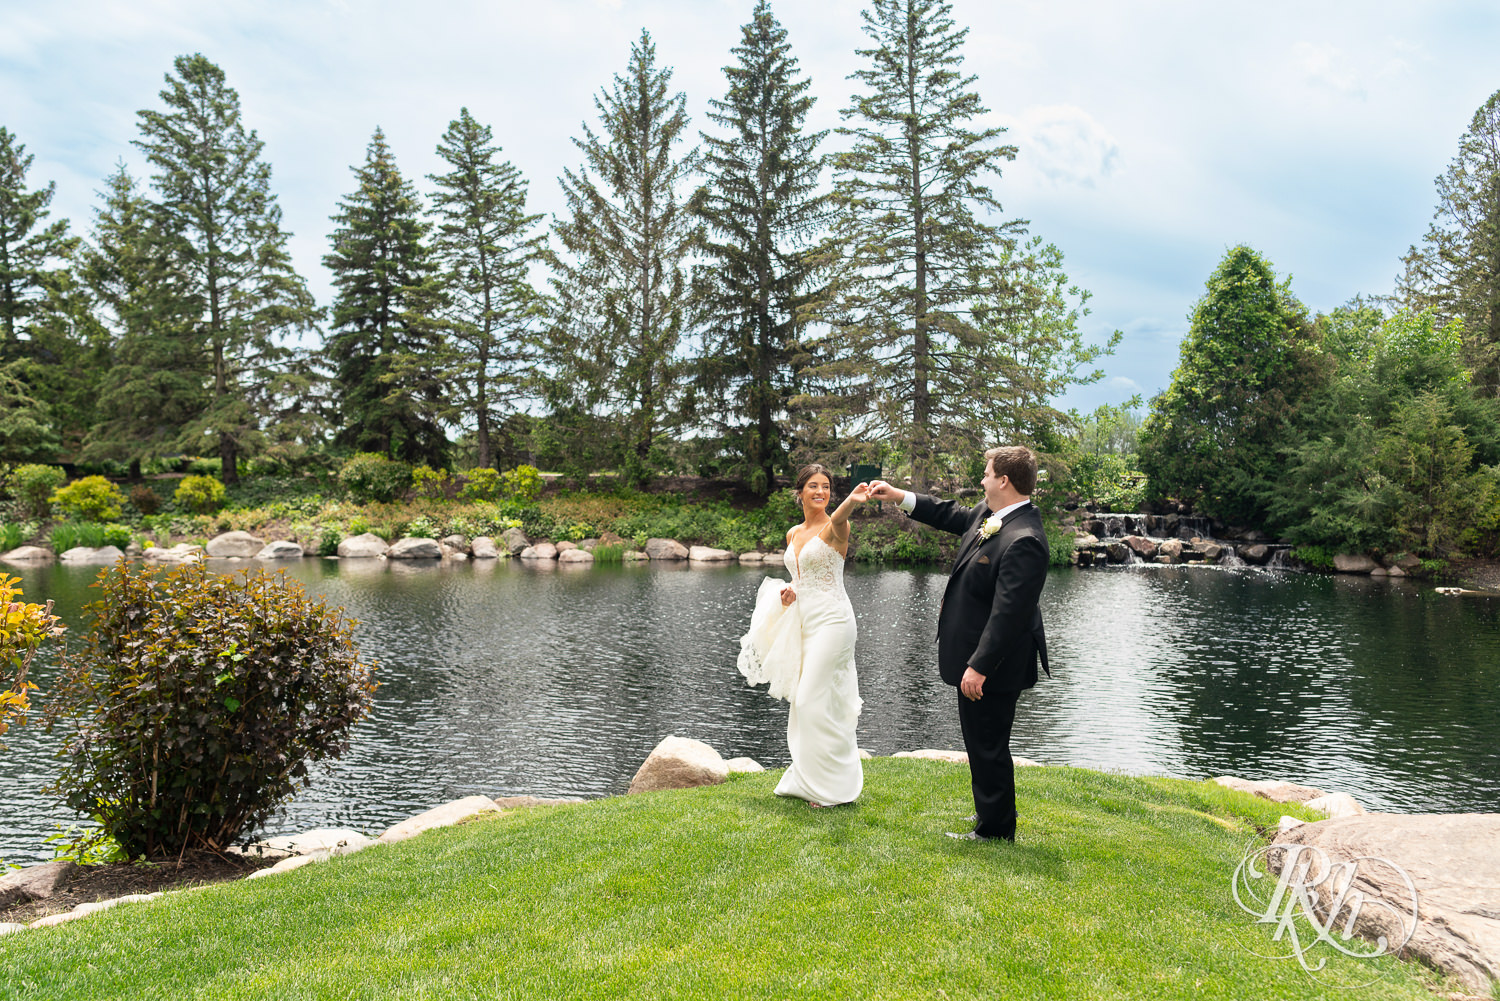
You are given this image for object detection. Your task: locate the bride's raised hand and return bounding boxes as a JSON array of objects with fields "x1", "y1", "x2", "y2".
[{"x1": 849, "y1": 482, "x2": 873, "y2": 504}]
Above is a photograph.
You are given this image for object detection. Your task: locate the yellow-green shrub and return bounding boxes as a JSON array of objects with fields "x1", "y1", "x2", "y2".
[
  {"x1": 174, "y1": 475, "x2": 226, "y2": 514},
  {"x1": 50, "y1": 476, "x2": 126, "y2": 522}
]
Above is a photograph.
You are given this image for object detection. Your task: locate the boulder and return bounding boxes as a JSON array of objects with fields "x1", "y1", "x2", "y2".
[
  {"x1": 1073, "y1": 533, "x2": 1099, "y2": 547},
  {"x1": 1211, "y1": 775, "x2": 1327, "y2": 803},
  {"x1": 1387, "y1": 565, "x2": 1408, "y2": 577},
  {"x1": 0, "y1": 922, "x2": 25, "y2": 936},
  {"x1": 893, "y1": 748, "x2": 969, "y2": 764},
  {"x1": 1393, "y1": 553, "x2": 1422, "y2": 571},
  {"x1": 0, "y1": 545, "x2": 53, "y2": 562},
  {"x1": 492, "y1": 796, "x2": 585, "y2": 810},
  {"x1": 1157, "y1": 539, "x2": 1184, "y2": 562},
  {"x1": 724, "y1": 757, "x2": 765, "y2": 773},
  {"x1": 388, "y1": 537, "x2": 443, "y2": 560},
  {"x1": 621, "y1": 550, "x2": 649, "y2": 561},
  {"x1": 627, "y1": 736, "x2": 729, "y2": 793},
  {"x1": 1081, "y1": 519, "x2": 1106, "y2": 537},
  {"x1": 378, "y1": 795, "x2": 502, "y2": 844},
  {"x1": 337, "y1": 533, "x2": 390, "y2": 559},
  {"x1": 644, "y1": 538, "x2": 689, "y2": 560},
  {"x1": 858, "y1": 748, "x2": 873, "y2": 760},
  {"x1": 0, "y1": 860, "x2": 76, "y2": 909},
  {"x1": 688, "y1": 546, "x2": 734, "y2": 562},
  {"x1": 1370, "y1": 566, "x2": 1389, "y2": 577},
  {"x1": 519, "y1": 542, "x2": 558, "y2": 560},
  {"x1": 244, "y1": 852, "x2": 327, "y2": 880},
  {"x1": 440, "y1": 534, "x2": 468, "y2": 553},
  {"x1": 29, "y1": 910, "x2": 89, "y2": 928},
  {"x1": 1273, "y1": 813, "x2": 1500, "y2": 993},
  {"x1": 143, "y1": 543, "x2": 203, "y2": 564},
  {"x1": 1013, "y1": 756, "x2": 1044, "y2": 768},
  {"x1": 206, "y1": 531, "x2": 265, "y2": 558},
  {"x1": 257, "y1": 828, "x2": 373, "y2": 857},
  {"x1": 1237, "y1": 543, "x2": 1271, "y2": 566},
  {"x1": 470, "y1": 536, "x2": 500, "y2": 559},
  {"x1": 738, "y1": 552, "x2": 766, "y2": 564},
  {"x1": 1122, "y1": 535, "x2": 1157, "y2": 559},
  {"x1": 1333, "y1": 552, "x2": 1378, "y2": 574},
  {"x1": 71, "y1": 892, "x2": 162, "y2": 917},
  {"x1": 441, "y1": 544, "x2": 467, "y2": 560},
  {"x1": 255, "y1": 540, "x2": 303, "y2": 560},
  {"x1": 557, "y1": 548, "x2": 594, "y2": 564},
  {"x1": 598, "y1": 530, "x2": 625, "y2": 546},
  {"x1": 577, "y1": 539, "x2": 599, "y2": 552},
  {"x1": 1304, "y1": 791, "x2": 1366, "y2": 819},
  {"x1": 59, "y1": 545, "x2": 125, "y2": 563},
  {"x1": 502, "y1": 527, "x2": 530, "y2": 555},
  {"x1": 1104, "y1": 542, "x2": 1128, "y2": 564},
  {"x1": 555, "y1": 540, "x2": 577, "y2": 552},
  {"x1": 1200, "y1": 543, "x2": 1223, "y2": 561}
]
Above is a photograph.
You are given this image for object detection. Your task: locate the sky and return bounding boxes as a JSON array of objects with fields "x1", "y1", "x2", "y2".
[{"x1": 3, "y1": 0, "x2": 1499, "y2": 413}]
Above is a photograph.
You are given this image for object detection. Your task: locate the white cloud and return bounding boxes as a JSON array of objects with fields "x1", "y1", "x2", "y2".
[
  {"x1": 1010, "y1": 104, "x2": 1119, "y2": 188},
  {"x1": 1292, "y1": 41, "x2": 1366, "y2": 100}
]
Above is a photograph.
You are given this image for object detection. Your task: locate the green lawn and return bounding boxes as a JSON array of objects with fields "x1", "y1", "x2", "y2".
[{"x1": 0, "y1": 761, "x2": 1459, "y2": 1000}]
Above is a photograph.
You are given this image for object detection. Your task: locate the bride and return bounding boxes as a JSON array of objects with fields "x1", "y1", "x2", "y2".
[{"x1": 738, "y1": 464, "x2": 871, "y2": 806}]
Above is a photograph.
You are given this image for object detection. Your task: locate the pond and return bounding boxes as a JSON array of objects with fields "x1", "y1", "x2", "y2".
[{"x1": 2, "y1": 558, "x2": 1497, "y2": 864}]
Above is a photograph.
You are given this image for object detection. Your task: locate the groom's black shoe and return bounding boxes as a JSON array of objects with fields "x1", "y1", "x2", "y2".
[{"x1": 945, "y1": 830, "x2": 1013, "y2": 843}]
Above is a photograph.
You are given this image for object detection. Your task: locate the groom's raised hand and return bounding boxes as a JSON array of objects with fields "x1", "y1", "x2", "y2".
[{"x1": 867, "y1": 480, "x2": 905, "y2": 503}]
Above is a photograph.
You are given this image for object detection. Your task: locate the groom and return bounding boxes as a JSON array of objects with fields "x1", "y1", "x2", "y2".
[{"x1": 870, "y1": 446, "x2": 1050, "y2": 842}]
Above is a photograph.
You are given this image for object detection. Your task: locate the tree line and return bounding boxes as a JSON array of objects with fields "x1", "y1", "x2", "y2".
[{"x1": 0, "y1": 0, "x2": 1114, "y2": 496}]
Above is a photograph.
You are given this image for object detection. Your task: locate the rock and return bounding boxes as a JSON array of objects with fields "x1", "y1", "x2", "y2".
[
  {"x1": 857, "y1": 748, "x2": 873, "y2": 760},
  {"x1": 724, "y1": 757, "x2": 764, "y2": 773},
  {"x1": 1081, "y1": 519, "x2": 1106, "y2": 537},
  {"x1": 1212, "y1": 775, "x2": 1327, "y2": 803},
  {"x1": 519, "y1": 542, "x2": 558, "y2": 560},
  {"x1": 1370, "y1": 566, "x2": 1390, "y2": 576},
  {"x1": 738, "y1": 552, "x2": 766, "y2": 564},
  {"x1": 577, "y1": 539, "x2": 599, "y2": 552},
  {"x1": 1394, "y1": 553, "x2": 1422, "y2": 571},
  {"x1": 470, "y1": 536, "x2": 499, "y2": 559},
  {"x1": 627, "y1": 736, "x2": 729, "y2": 793},
  {"x1": 1273, "y1": 813, "x2": 1500, "y2": 993},
  {"x1": 143, "y1": 543, "x2": 203, "y2": 564},
  {"x1": 1237, "y1": 543, "x2": 1271, "y2": 566},
  {"x1": 255, "y1": 540, "x2": 303, "y2": 560},
  {"x1": 337, "y1": 533, "x2": 390, "y2": 559},
  {"x1": 555, "y1": 540, "x2": 577, "y2": 552},
  {"x1": 1387, "y1": 565, "x2": 1408, "y2": 577},
  {"x1": 599, "y1": 530, "x2": 625, "y2": 546},
  {"x1": 1304, "y1": 792, "x2": 1366, "y2": 819},
  {"x1": 1105, "y1": 542, "x2": 1128, "y2": 564},
  {"x1": 1073, "y1": 533, "x2": 1099, "y2": 547},
  {"x1": 1278, "y1": 815, "x2": 1306, "y2": 835},
  {"x1": 0, "y1": 545, "x2": 53, "y2": 562},
  {"x1": 1333, "y1": 552, "x2": 1378, "y2": 574},
  {"x1": 1158, "y1": 539, "x2": 1184, "y2": 562},
  {"x1": 557, "y1": 548, "x2": 594, "y2": 564},
  {"x1": 72, "y1": 892, "x2": 162, "y2": 917},
  {"x1": 206, "y1": 531, "x2": 265, "y2": 558},
  {"x1": 688, "y1": 546, "x2": 734, "y2": 562},
  {"x1": 893, "y1": 748, "x2": 969, "y2": 764},
  {"x1": 377, "y1": 795, "x2": 502, "y2": 844},
  {"x1": 644, "y1": 538, "x2": 689, "y2": 560},
  {"x1": 492, "y1": 796, "x2": 585, "y2": 810},
  {"x1": 1013, "y1": 756, "x2": 1044, "y2": 768},
  {"x1": 29, "y1": 910, "x2": 89, "y2": 928},
  {"x1": 1153, "y1": 555, "x2": 1173, "y2": 564},
  {"x1": 59, "y1": 545, "x2": 125, "y2": 563},
  {"x1": 1200, "y1": 543, "x2": 1224, "y2": 561},
  {"x1": 1122, "y1": 535, "x2": 1158, "y2": 559},
  {"x1": 257, "y1": 828, "x2": 373, "y2": 857},
  {"x1": 441, "y1": 544, "x2": 467, "y2": 560},
  {"x1": 621, "y1": 550, "x2": 649, "y2": 561},
  {"x1": 387, "y1": 537, "x2": 443, "y2": 560},
  {"x1": 440, "y1": 534, "x2": 468, "y2": 553},
  {"x1": 244, "y1": 851, "x2": 327, "y2": 879},
  {"x1": 502, "y1": 527, "x2": 530, "y2": 555},
  {"x1": 0, "y1": 922, "x2": 25, "y2": 936},
  {"x1": 0, "y1": 860, "x2": 76, "y2": 909}
]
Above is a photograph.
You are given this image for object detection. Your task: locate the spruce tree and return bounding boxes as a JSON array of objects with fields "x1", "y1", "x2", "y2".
[
  {"x1": 428, "y1": 109, "x2": 545, "y2": 470},
  {"x1": 691, "y1": 0, "x2": 830, "y2": 495},
  {"x1": 324, "y1": 128, "x2": 448, "y2": 466},
  {"x1": 133, "y1": 54, "x2": 318, "y2": 485},
  {"x1": 814, "y1": 0, "x2": 1025, "y2": 487},
  {"x1": 548, "y1": 30, "x2": 699, "y2": 479}
]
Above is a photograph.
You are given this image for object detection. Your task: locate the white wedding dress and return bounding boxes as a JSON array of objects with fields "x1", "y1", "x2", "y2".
[{"x1": 737, "y1": 534, "x2": 863, "y2": 805}]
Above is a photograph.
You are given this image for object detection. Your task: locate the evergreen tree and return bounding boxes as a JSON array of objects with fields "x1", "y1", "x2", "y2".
[
  {"x1": 324, "y1": 128, "x2": 448, "y2": 466},
  {"x1": 691, "y1": 0, "x2": 831, "y2": 495},
  {"x1": 812, "y1": 0, "x2": 1025, "y2": 487},
  {"x1": 79, "y1": 165, "x2": 206, "y2": 476},
  {"x1": 548, "y1": 30, "x2": 700, "y2": 479},
  {"x1": 1396, "y1": 89, "x2": 1500, "y2": 397},
  {"x1": 134, "y1": 53, "x2": 318, "y2": 485},
  {"x1": 428, "y1": 109, "x2": 545, "y2": 470},
  {"x1": 1138, "y1": 246, "x2": 1329, "y2": 525}
]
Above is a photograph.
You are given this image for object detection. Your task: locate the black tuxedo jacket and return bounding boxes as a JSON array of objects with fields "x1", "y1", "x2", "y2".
[{"x1": 909, "y1": 494, "x2": 1050, "y2": 690}]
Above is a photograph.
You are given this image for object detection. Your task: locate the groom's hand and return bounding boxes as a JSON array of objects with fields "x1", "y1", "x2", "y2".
[
  {"x1": 960, "y1": 666, "x2": 986, "y2": 701},
  {"x1": 867, "y1": 480, "x2": 904, "y2": 503}
]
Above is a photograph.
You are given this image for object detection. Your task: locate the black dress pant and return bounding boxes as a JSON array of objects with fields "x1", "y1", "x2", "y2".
[{"x1": 957, "y1": 685, "x2": 1022, "y2": 840}]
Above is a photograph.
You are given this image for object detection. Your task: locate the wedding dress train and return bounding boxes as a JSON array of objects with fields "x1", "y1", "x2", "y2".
[{"x1": 737, "y1": 535, "x2": 863, "y2": 805}]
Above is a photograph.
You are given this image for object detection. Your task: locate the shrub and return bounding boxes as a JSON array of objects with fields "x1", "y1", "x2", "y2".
[
  {"x1": 406, "y1": 516, "x2": 439, "y2": 539},
  {"x1": 411, "y1": 465, "x2": 449, "y2": 499},
  {"x1": 184, "y1": 457, "x2": 221, "y2": 476},
  {"x1": 1289, "y1": 545, "x2": 1335, "y2": 571},
  {"x1": 338, "y1": 453, "x2": 412, "y2": 504},
  {"x1": 47, "y1": 562, "x2": 377, "y2": 857},
  {"x1": 51, "y1": 476, "x2": 126, "y2": 522},
  {"x1": 459, "y1": 467, "x2": 502, "y2": 501},
  {"x1": 10, "y1": 464, "x2": 66, "y2": 519},
  {"x1": 129, "y1": 483, "x2": 162, "y2": 516},
  {"x1": 346, "y1": 515, "x2": 371, "y2": 537},
  {"x1": 500, "y1": 464, "x2": 543, "y2": 502},
  {"x1": 174, "y1": 475, "x2": 226, "y2": 514},
  {"x1": 592, "y1": 543, "x2": 624, "y2": 564},
  {"x1": 103, "y1": 524, "x2": 131, "y2": 549},
  {"x1": 0, "y1": 523, "x2": 23, "y2": 552},
  {"x1": 317, "y1": 526, "x2": 343, "y2": 557},
  {"x1": 0, "y1": 573, "x2": 62, "y2": 744}
]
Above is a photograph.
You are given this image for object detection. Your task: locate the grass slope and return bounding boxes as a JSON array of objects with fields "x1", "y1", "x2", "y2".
[{"x1": 0, "y1": 761, "x2": 1455, "y2": 1000}]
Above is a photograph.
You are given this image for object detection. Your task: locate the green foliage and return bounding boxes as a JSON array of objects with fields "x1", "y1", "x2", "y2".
[
  {"x1": 174, "y1": 474, "x2": 226, "y2": 514},
  {"x1": 338, "y1": 452, "x2": 413, "y2": 504},
  {"x1": 1045, "y1": 523, "x2": 1075, "y2": 568},
  {"x1": 405, "y1": 516, "x2": 439, "y2": 539},
  {"x1": 1289, "y1": 545, "x2": 1335, "y2": 571},
  {"x1": 0, "y1": 522, "x2": 23, "y2": 551},
  {"x1": 0, "y1": 573, "x2": 61, "y2": 743},
  {"x1": 500, "y1": 464, "x2": 543, "y2": 501},
  {"x1": 10, "y1": 463, "x2": 66, "y2": 518},
  {"x1": 459, "y1": 467, "x2": 502, "y2": 501},
  {"x1": 50, "y1": 522, "x2": 129, "y2": 553},
  {"x1": 1063, "y1": 399, "x2": 1145, "y2": 509},
  {"x1": 47, "y1": 562, "x2": 376, "y2": 857},
  {"x1": 185, "y1": 457, "x2": 221, "y2": 476},
  {"x1": 128, "y1": 483, "x2": 162, "y2": 515},
  {"x1": 592, "y1": 543, "x2": 624, "y2": 564},
  {"x1": 317, "y1": 525, "x2": 343, "y2": 557},
  {"x1": 45, "y1": 823, "x2": 128, "y2": 866},
  {"x1": 410, "y1": 465, "x2": 448, "y2": 498},
  {"x1": 372, "y1": 519, "x2": 409, "y2": 543},
  {"x1": 51, "y1": 475, "x2": 127, "y2": 521}
]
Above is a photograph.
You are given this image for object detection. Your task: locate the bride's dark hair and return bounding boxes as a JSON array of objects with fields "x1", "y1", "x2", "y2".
[{"x1": 794, "y1": 463, "x2": 835, "y2": 495}]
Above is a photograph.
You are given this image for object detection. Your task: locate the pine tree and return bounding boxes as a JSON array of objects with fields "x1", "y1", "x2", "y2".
[
  {"x1": 691, "y1": 0, "x2": 830, "y2": 495},
  {"x1": 813, "y1": 0, "x2": 1025, "y2": 488},
  {"x1": 134, "y1": 53, "x2": 318, "y2": 485},
  {"x1": 324, "y1": 128, "x2": 448, "y2": 466},
  {"x1": 79, "y1": 165, "x2": 206, "y2": 475},
  {"x1": 428, "y1": 109, "x2": 545, "y2": 470},
  {"x1": 548, "y1": 30, "x2": 699, "y2": 479},
  {"x1": 1396, "y1": 89, "x2": 1500, "y2": 396}
]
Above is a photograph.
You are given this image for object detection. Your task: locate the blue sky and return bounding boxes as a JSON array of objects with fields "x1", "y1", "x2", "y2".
[{"x1": 3, "y1": 0, "x2": 1498, "y2": 413}]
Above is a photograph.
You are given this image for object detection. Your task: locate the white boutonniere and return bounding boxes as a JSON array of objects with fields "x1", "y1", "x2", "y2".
[{"x1": 980, "y1": 512, "x2": 1004, "y2": 539}]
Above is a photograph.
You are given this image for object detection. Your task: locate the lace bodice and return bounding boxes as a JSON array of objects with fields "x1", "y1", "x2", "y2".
[{"x1": 786, "y1": 534, "x2": 847, "y2": 598}]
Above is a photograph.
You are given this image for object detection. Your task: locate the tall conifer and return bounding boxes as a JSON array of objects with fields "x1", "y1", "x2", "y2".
[{"x1": 692, "y1": 0, "x2": 830, "y2": 494}]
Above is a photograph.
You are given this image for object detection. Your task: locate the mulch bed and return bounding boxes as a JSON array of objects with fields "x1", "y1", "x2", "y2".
[
  {"x1": 1449, "y1": 556, "x2": 1500, "y2": 592},
  {"x1": 1, "y1": 851, "x2": 279, "y2": 925}
]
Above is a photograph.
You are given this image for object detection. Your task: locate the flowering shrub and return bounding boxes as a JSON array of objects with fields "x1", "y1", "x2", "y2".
[{"x1": 0, "y1": 574, "x2": 62, "y2": 744}]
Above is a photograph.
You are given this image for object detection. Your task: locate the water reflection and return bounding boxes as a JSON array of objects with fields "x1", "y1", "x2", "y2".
[{"x1": 1, "y1": 558, "x2": 1496, "y2": 864}]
